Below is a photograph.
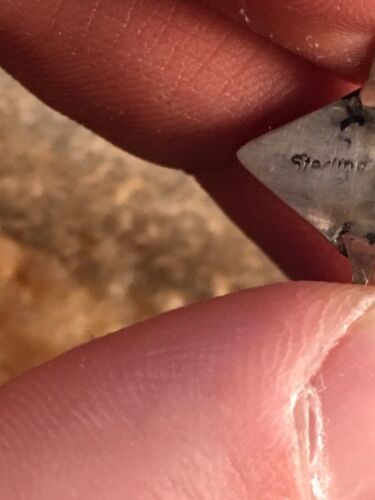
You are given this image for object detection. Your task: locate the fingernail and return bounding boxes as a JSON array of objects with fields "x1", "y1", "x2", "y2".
[{"x1": 311, "y1": 306, "x2": 375, "y2": 499}]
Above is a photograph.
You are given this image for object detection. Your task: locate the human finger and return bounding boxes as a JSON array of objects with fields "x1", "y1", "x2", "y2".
[
  {"x1": 0, "y1": 0, "x2": 354, "y2": 280},
  {"x1": 1, "y1": 282, "x2": 375, "y2": 498},
  {"x1": 0, "y1": 0, "x2": 349, "y2": 172},
  {"x1": 202, "y1": 0, "x2": 375, "y2": 79}
]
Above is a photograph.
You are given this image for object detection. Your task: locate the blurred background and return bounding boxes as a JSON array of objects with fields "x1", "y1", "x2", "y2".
[{"x1": 0, "y1": 69, "x2": 284, "y2": 384}]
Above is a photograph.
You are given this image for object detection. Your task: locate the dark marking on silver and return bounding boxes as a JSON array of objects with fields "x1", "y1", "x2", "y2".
[
  {"x1": 333, "y1": 222, "x2": 353, "y2": 256},
  {"x1": 340, "y1": 92, "x2": 368, "y2": 131},
  {"x1": 365, "y1": 233, "x2": 375, "y2": 245},
  {"x1": 340, "y1": 114, "x2": 365, "y2": 131},
  {"x1": 291, "y1": 154, "x2": 371, "y2": 172}
]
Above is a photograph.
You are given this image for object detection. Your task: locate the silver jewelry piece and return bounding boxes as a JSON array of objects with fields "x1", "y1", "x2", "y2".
[{"x1": 237, "y1": 88, "x2": 375, "y2": 285}]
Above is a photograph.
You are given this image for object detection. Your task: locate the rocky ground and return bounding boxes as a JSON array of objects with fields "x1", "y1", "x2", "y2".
[{"x1": 0, "y1": 70, "x2": 284, "y2": 383}]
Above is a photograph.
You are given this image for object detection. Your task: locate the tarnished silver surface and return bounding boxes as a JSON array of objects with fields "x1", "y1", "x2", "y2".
[{"x1": 237, "y1": 90, "x2": 375, "y2": 284}]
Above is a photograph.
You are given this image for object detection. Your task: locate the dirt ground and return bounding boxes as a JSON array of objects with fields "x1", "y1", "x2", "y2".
[{"x1": 0, "y1": 70, "x2": 285, "y2": 384}]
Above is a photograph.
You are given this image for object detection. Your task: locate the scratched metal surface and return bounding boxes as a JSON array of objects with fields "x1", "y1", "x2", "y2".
[
  {"x1": 238, "y1": 93, "x2": 375, "y2": 247},
  {"x1": 0, "y1": 70, "x2": 284, "y2": 383}
]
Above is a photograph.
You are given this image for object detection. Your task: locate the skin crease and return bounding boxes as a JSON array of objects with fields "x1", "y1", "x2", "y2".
[
  {"x1": 0, "y1": 0, "x2": 359, "y2": 281},
  {"x1": 1, "y1": 1, "x2": 375, "y2": 499},
  {"x1": 1, "y1": 283, "x2": 375, "y2": 500},
  {"x1": 202, "y1": 0, "x2": 375, "y2": 78}
]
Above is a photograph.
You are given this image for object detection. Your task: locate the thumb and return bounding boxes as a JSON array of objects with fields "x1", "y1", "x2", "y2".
[{"x1": 0, "y1": 282, "x2": 375, "y2": 499}]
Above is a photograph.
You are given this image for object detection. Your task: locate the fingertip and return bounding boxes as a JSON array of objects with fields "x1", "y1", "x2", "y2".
[
  {"x1": 315, "y1": 305, "x2": 375, "y2": 499},
  {"x1": 360, "y1": 56, "x2": 375, "y2": 106},
  {"x1": 1, "y1": 282, "x2": 375, "y2": 499},
  {"x1": 205, "y1": 0, "x2": 375, "y2": 80}
]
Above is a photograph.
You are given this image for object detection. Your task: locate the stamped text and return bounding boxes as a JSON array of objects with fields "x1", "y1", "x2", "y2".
[{"x1": 291, "y1": 154, "x2": 371, "y2": 172}]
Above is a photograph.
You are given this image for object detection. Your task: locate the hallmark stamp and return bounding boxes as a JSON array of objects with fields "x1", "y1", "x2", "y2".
[{"x1": 291, "y1": 154, "x2": 371, "y2": 172}]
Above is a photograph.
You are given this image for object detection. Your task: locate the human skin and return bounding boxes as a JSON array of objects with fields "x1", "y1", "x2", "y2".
[{"x1": 1, "y1": 1, "x2": 375, "y2": 498}]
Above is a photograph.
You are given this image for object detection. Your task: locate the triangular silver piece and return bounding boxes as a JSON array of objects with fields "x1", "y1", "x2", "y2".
[{"x1": 237, "y1": 91, "x2": 375, "y2": 257}]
